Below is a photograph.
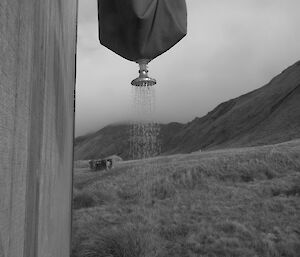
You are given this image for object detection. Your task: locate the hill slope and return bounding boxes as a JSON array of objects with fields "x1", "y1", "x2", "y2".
[
  {"x1": 165, "y1": 60, "x2": 300, "y2": 154},
  {"x1": 74, "y1": 122, "x2": 185, "y2": 160},
  {"x1": 75, "y1": 61, "x2": 300, "y2": 160}
]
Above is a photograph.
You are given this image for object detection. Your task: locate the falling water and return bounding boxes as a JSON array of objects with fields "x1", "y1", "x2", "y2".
[{"x1": 130, "y1": 86, "x2": 160, "y2": 160}]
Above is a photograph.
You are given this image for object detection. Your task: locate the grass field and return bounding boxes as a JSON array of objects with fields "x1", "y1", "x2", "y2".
[{"x1": 72, "y1": 140, "x2": 300, "y2": 257}]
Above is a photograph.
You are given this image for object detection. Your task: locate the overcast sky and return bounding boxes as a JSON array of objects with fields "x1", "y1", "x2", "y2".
[{"x1": 75, "y1": 0, "x2": 300, "y2": 136}]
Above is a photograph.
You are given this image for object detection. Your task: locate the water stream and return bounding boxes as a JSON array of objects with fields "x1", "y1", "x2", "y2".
[{"x1": 130, "y1": 86, "x2": 160, "y2": 160}]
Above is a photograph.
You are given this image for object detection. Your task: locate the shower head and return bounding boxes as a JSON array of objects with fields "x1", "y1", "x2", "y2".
[{"x1": 131, "y1": 59, "x2": 156, "y2": 87}]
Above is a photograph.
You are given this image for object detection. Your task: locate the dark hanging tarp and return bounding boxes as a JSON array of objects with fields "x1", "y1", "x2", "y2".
[{"x1": 98, "y1": 0, "x2": 187, "y2": 62}]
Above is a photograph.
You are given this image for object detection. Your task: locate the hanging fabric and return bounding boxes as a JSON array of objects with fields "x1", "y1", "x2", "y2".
[{"x1": 98, "y1": 0, "x2": 187, "y2": 62}]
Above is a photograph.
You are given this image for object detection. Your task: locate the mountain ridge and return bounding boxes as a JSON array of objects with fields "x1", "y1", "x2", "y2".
[{"x1": 75, "y1": 61, "x2": 300, "y2": 160}]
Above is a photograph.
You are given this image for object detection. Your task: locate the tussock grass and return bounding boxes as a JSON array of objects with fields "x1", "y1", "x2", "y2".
[
  {"x1": 73, "y1": 189, "x2": 96, "y2": 210},
  {"x1": 72, "y1": 139, "x2": 300, "y2": 257},
  {"x1": 74, "y1": 225, "x2": 146, "y2": 257}
]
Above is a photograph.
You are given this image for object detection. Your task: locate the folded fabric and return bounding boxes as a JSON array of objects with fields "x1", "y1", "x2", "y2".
[{"x1": 98, "y1": 0, "x2": 187, "y2": 62}]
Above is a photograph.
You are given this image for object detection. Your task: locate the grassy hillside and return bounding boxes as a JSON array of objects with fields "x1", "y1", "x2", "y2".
[
  {"x1": 72, "y1": 140, "x2": 300, "y2": 257},
  {"x1": 74, "y1": 61, "x2": 300, "y2": 161},
  {"x1": 165, "y1": 61, "x2": 300, "y2": 153}
]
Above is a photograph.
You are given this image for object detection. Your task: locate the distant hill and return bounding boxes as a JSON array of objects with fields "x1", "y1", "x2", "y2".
[
  {"x1": 74, "y1": 122, "x2": 184, "y2": 160},
  {"x1": 74, "y1": 61, "x2": 300, "y2": 160},
  {"x1": 74, "y1": 124, "x2": 131, "y2": 160}
]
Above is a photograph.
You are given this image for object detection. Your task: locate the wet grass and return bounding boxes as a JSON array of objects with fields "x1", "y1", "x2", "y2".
[{"x1": 72, "y1": 139, "x2": 300, "y2": 257}]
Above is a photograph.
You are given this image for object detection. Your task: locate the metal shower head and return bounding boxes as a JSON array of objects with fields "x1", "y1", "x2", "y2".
[{"x1": 131, "y1": 59, "x2": 156, "y2": 87}]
